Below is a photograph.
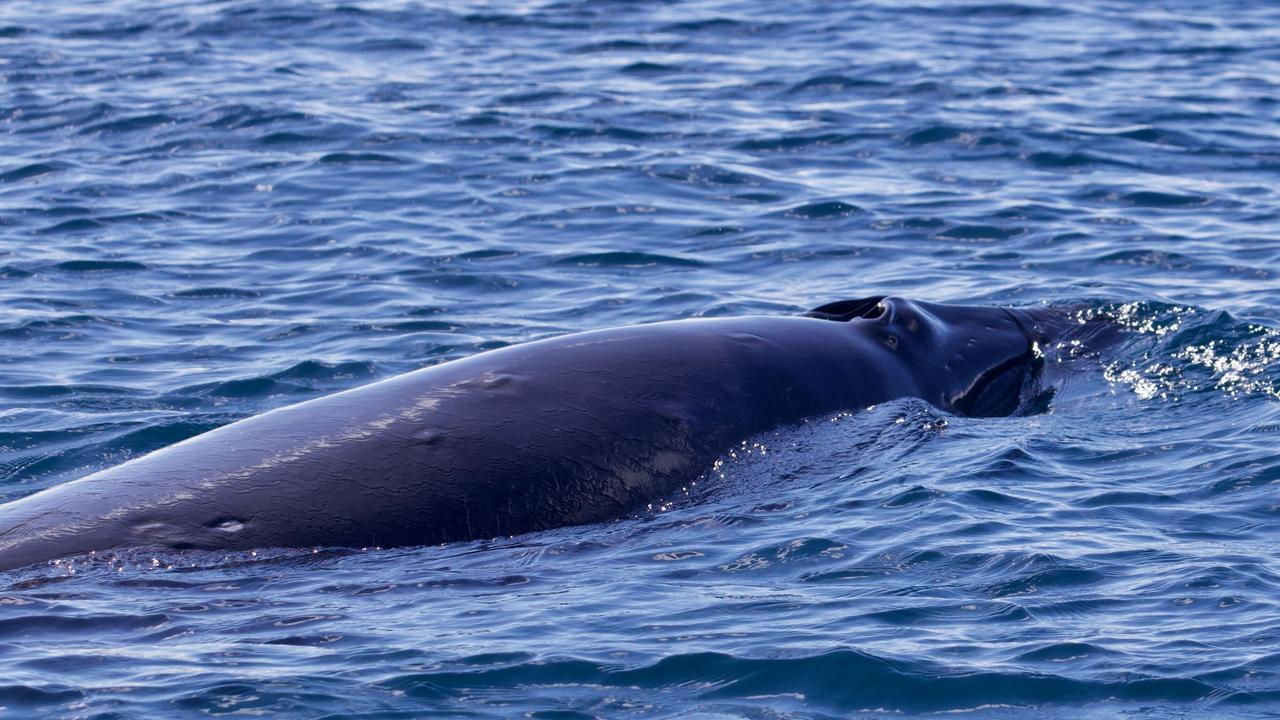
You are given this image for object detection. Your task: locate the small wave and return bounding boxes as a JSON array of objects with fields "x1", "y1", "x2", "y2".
[
  {"x1": 202, "y1": 104, "x2": 310, "y2": 130},
  {"x1": 1097, "y1": 249, "x2": 1192, "y2": 269},
  {"x1": 75, "y1": 113, "x2": 173, "y2": 135},
  {"x1": 457, "y1": 248, "x2": 519, "y2": 261},
  {"x1": 376, "y1": 648, "x2": 1221, "y2": 712},
  {"x1": 167, "y1": 287, "x2": 260, "y2": 299},
  {"x1": 733, "y1": 132, "x2": 860, "y2": 152},
  {"x1": 648, "y1": 163, "x2": 762, "y2": 187},
  {"x1": 620, "y1": 61, "x2": 682, "y2": 75},
  {"x1": 62, "y1": 22, "x2": 152, "y2": 39},
  {"x1": 0, "y1": 162, "x2": 68, "y2": 183},
  {"x1": 1121, "y1": 191, "x2": 1210, "y2": 207},
  {"x1": 0, "y1": 612, "x2": 170, "y2": 639},
  {"x1": 0, "y1": 314, "x2": 119, "y2": 340},
  {"x1": 532, "y1": 124, "x2": 661, "y2": 141},
  {"x1": 318, "y1": 152, "x2": 405, "y2": 164},
  {"x1": 172, "y1": 360, "x2": 377, "y2": 400},
  {"x1": 786, "y1": 74, "x2": 888, "y2": 93},
  {"x1": 936, "y1": 224, "x2": 1024, "y2": 241},
  {"x1": 0, "y1": 685, "x2": 83, "y2": 708},
  {"x1": 38, "y1": 219, "x2": 106, "y2": 234},
  {"x1": 349, "y1": 38, "x2": 429, "y2": 53},
  {"x1": 1075, "y1": 486, "x2": 1172, "y2": 504},
  {"x1": 570, "y1": 39, "x2": 682, "y2": 54},
  {"x1": 180, "y1": 376, "x2": 313, "y2": 400},
  {"x1": 107, "y1": 420, "x2": 228, "y2": 455},
  {"x1": 659, "y1": 17, "x2": 746, "y2": 32},
  {"x1": 784, "y1": 200, "x2": 863, "y2": 219},
  {"x1": 256, "y1": 131, "x2": 325, "y2": 145},
  {"x1": 352, "y1": 319, "x2": 460, "y2": 333},
  {"x1": 1026, "y1": 150, "x2": 1115, "y2": 168},
  {"x1": 881, "y1": 485, "x2": 944, "y2": 508},
  {"x1": 0, "y1": 384, "x2": 135, "y2": 400},
  {"x1": 554, "y1": 252, "x2": 704, "y2": 268},
  {"x1": 917, "y1": 3, "x2": 1071, "y2": 17},
  {"x1": 493, "y1": 89, "x2": 569, "y2": 105},
  {"x1": 904, "y1": 124, "x2": 966, "y2": 145},
  {"x1": 1015, "y1": 641, "x2": 1118, "y2": 663},
  {"x1": 53, "y1": 260, "x2": 148, "y2": 272},
  {"x1": 718, "y1": 536, "x2": 847, "y2": 572},
  {"x1": 1109, "y1": 126, "x2": 1198, "y2": 145},
  {"x1": 690, "y1": 225, "x2": 743, "y2": 236},
  {"x1": 271, "y1": 360, "x2": 377, "y2": 382}
]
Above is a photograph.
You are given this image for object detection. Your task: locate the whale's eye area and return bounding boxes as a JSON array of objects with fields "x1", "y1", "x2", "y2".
[{"x1": 803, "y1": 296, "x2": 886, "y2": 322}]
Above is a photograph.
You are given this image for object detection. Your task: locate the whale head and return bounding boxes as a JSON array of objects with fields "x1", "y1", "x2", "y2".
[{"x1": 806, "y1": 296, "x2": 1067, "y2": 417}]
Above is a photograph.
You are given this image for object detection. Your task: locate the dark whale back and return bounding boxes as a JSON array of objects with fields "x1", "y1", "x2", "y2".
[{"x1": 0, "y1": 299, "x2": 1064, "y2": 571}]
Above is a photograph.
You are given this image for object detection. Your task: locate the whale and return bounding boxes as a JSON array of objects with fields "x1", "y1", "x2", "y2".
[{"x1": 0, "y1": 297, "x2": 1078, "y2": 571}]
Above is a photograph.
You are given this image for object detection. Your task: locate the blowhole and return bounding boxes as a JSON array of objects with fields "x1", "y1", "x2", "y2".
[{"x1": 804, "y1": 296, "x2": 886, "y2": 322}]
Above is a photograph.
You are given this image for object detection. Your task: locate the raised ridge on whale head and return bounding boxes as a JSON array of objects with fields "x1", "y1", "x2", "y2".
[{"x1": 804, "y1": 295, "x2": 1054, "y2": 417}]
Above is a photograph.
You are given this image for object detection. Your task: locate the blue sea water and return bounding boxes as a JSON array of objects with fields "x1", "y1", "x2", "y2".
[{"x1": 2, "y1": 0, "x2": 1280, "y2": 716}]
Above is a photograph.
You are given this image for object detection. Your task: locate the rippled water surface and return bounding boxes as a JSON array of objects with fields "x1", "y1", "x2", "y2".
[{"x1": 2, "y1": 0, "x2": 1280, "y2": 717}]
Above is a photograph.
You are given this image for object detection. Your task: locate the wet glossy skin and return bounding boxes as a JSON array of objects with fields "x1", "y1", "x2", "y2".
[{"x1": 0, "y1": 298, "x2": 1060, "y2": 571}]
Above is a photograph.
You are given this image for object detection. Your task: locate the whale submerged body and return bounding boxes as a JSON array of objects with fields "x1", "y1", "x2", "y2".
[{"x1": 0, "y1": 297, "x2": 1077, "y2": 571}]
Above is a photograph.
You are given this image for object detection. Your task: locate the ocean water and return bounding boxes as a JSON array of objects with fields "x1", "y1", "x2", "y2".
[{"x1": 2, "y1": 0, "x2": 1279, "y2": 717}]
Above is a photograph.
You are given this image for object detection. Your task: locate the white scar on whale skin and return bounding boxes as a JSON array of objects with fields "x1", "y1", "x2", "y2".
[{"x1": 4, "y1": 385, "x2": 466, "y2": 548}]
